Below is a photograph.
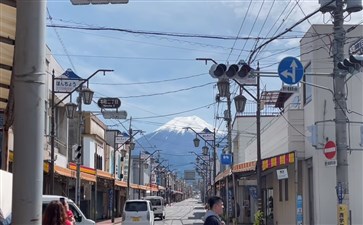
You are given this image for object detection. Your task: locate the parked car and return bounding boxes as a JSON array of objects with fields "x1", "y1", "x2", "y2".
[
  {"x1": 143, "y1": 196, "x2": 165, "y2": 220},
  {"x1": 42, "y1": 195, "x2": 95, "y2": 225},
  {"x1": 122, "y1": 200, "x2": 155, "y2": 225}
]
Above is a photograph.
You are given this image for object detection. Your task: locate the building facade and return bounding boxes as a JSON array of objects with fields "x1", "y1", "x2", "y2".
[{"x1": 218, "y1": 24, "x2": 363, "y2": 225}]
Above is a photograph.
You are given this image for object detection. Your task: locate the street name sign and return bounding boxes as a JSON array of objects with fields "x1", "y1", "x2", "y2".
[
  {"x1": 115, "y1": 135, "x2": 129, "y2": 144},
  {"x1": 278, "y1": 57, "x2": 304, "y2": 85},
  {"x1": 54, "y1": 78, "x2": 83, "y2": 93},
  {"x1": 102, "y1": 110, "x2": 127, "y2": 119},
  {"x1": 97, "y1": 98, "x2": 121, "y2": 109}
]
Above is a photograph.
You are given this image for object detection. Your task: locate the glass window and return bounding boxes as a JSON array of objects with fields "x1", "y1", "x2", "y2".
[
  {"x1": 285, "y1": 180, "x2": 289, "y2": 201},
  {"x1": 279, "y1": 180, "x2": 283, "y2": 202},
  {"x1": 149, "y1": 199, "x2": 161, "y2": 206},
  {"x1": 125, "y1": 202, "x2": 147, "y2": 211}
]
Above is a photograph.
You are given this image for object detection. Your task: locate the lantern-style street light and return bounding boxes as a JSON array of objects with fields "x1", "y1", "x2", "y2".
[
  {"x1": 49, "y1": 69, "x2": 112, "y2": 197},
  {"x1": 184, "y1": 126, "x2": 217, "y2": 195}
]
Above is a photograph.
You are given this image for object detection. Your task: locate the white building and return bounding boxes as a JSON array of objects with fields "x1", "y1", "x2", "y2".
[{"x1": 220, "y1": 24, "x2": 363, "y2": 225}]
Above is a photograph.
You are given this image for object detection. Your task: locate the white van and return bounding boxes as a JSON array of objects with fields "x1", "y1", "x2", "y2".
[
  {"x1": 42, "y1": 195, "x2": 95, "y2": 225},
  {"x1": 143, "y1": 196, "x2": 165, "y2": 220},
  {"x1": 122, "y1": 199, "x2": 154, "y2": 225}
]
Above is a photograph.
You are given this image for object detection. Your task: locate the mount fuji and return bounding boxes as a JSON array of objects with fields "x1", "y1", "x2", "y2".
[{"x1": 134, "y1": 116, "x2": 223, "y2": 176}]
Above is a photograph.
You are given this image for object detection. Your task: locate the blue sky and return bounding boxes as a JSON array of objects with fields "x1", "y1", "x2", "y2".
[{"x1": 46, "y1": 0, "x2": 362, "y2": 135}]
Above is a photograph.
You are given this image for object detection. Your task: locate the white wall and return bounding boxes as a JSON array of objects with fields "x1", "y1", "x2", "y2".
[{"x1": 301, "y1": 24, "x2": 363, "y2": 225}]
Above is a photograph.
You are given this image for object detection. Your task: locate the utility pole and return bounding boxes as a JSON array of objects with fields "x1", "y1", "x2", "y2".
[
  {"x1": 138, "y1": 151, "x2": 142, "y2": 199},
  {"x1": 75, "y1": 88, "x2": 83, "y2": 207},
  {"x1": 213, "y1": 129, "x2": 217, "y2": 195},
  {"x1": 256, "y1": 63, "x2": 262, "y2": 212},
  {"x1": 333, "y1": 0, "x2": 349, "y2": 223},
  {"x1": 126, "y1": 117, "x2": 132, "y2": 200},
  {"x1": 12, "y1": 1, "x2": 46, "y2": 224}
]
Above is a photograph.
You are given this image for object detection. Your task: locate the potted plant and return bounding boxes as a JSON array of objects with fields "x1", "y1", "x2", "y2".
[{"x1": 253, "y1": 210, "x2": 264, "y2": 225}]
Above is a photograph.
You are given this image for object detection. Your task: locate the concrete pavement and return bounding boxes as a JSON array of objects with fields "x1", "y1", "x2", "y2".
[{"x1": 96, "y1": 217, "x2": 122, "y2": 225}]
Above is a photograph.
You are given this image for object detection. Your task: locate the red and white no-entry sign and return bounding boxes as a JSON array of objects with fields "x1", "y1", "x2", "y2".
[{"x1": 324, "y1": 141, "x2": 336, "y2": 160}]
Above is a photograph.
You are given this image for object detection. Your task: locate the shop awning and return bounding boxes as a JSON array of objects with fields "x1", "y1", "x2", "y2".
[
  {"x1": 215, "y1": 168, "x2": 232, "y2": 182},
  {"x1": 0, "y1": 3, "x2": 16, "y2": 110},
  {"x1": 115, "y1": 180, "x2": 127, "y2": 187},
  {"x1": 262, "y1": 152, "x2": 295, "y2": 171},
  {"x1": 215, "y1": 151, "x2": 296, "y2": 183},
  {"x1": 81, "y1": 172, "x2": 96, "y2": 182},
  {"x1": 233, "y1": 161, "x2": 256, "y2": 173},
  {"x1": 171, "y1": 190, "x2": 183, "y2": 195},
  {"x1": 68, "y1": 162, "x2": 96, "y2": 175},
  {"x1": 158, "y1": 186, "x2": 166, "y2": 190},
  {"x1": 96, "y1": 169, "x2": 113, "y2": 180},
  {"x1": 55, "y1": 165, "x2": 76, "y2": 178}
]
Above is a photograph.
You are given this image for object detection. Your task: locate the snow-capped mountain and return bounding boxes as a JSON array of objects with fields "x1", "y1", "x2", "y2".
[
  {"x1": 135, "y1": 116, "x2": 223, "y2": 176},
  {"x1": 154, "y1": 116, "x2": 215, "y2": 134}
]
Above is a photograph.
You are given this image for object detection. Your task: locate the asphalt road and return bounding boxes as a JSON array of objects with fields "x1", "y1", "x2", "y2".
[{"x1": 155, "y1": 198, "x2": 205, "y2": 225}]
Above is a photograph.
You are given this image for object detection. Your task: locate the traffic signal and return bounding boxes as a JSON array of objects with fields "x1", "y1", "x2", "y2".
[
  {"x1": 338, "y1": 54, "x2": 363, "y2": 73},
  {"x1": 209, "y1": 64, "x2": 227, "y2": 78},
  {"x1": 74, "y1": 145, "x2": 82, "y2": 161},
  {"x1": 209, "y1": 63, "x2": 255, "y2": 83}
]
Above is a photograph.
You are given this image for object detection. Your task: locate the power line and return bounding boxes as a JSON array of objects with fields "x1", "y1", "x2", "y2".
[
  {"x1": 94, "y1": 82, "x2": 214, "y2": 99},
  {"x1": 91, "y1": 73, "x2": 207, "y2": 86}
]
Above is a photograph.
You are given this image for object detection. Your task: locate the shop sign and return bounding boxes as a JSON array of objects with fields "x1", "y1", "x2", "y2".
[
  {"x1": 296, "y1": 195, "x2": 303, "y2": 225},
  {"x1": 276, "y1": 168, "x2": 288, "y2": 180},
  {"x1": 338, "y1": 204, "x2": 348, "y2": 225}
]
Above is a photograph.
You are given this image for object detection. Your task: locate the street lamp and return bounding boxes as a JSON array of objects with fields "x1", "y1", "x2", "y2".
[
  {"x1": 193, "y1": 137, "x2": 200, "y2": 148},
  {"x1": 138, "y1": 150, "x2": 161, "y2": 198},
  {"x1": 234, "y1": 94, "x2": 247, "y2": 113},
  {"x1": 202, "y1": 146, "x2": 209, "y2": 155},
  {"x1": 50, "y1": 69, "x2": 112, "y2": 196},
  {"x1": 207, "y1": 58, "x2": 263, "y2": 211},
  {"x1": 183, "y1": 127, "x2": 217, "y2": 195}
]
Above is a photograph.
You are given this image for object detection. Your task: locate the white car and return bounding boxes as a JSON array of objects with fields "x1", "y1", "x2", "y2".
[
  {"x1": 122, "y1": 200, "x2": 155, "y2": 225},
  {"x1": 42, "y1": 195, "x2": 95, "y2": 225},
  {"x1": 143, "y1": 196, "x2": 165, "y2": 220}
]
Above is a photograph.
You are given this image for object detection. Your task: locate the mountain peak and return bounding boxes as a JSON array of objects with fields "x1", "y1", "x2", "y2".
[{"x1": 155, "y1": 116, "x2": 214, "y2": 134}]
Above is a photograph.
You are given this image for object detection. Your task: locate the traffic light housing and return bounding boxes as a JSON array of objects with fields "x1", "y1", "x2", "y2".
[
  {"x1": 209, "y1": 63, "x2": 255, "y2": 84},
  {"x1": 74, "y1": 145, "x2": 82, "y2": 161},
  {"x1": 338, "y1": 54, "x2": 363, "y2": 72}
]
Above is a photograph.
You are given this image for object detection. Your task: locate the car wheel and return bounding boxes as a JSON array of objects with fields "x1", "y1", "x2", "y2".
[{"x1": 160, "y1": 216, "x2": 163, "y2": 220}]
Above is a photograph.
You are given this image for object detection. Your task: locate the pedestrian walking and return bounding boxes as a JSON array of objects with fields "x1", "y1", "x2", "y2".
[
  {"x1": 203, "y1": 196, "x2": 225, "y2": 225},
  {"x1": 42, "y1": 200, "x2": 73, "y2": 225}
]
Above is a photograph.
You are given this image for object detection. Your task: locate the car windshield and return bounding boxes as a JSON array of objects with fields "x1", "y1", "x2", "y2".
[
  {"x1": 125, "y1": 202, "x2": 147, "y2": 211},
  {"x1": 149, "y1": 199, "x2": 161, "y2": 206}
]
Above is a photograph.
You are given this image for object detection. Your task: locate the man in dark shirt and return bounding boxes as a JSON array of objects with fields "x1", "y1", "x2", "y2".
[{"x1": 203, "y1": 196, "x2": 224, "y2": 225}]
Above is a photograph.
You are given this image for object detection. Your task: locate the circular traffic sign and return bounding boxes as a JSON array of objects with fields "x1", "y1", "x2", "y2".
[
  {"x1": 324, "y1": 140, "x2": 336, "y2": 160},
  {"x1": 278, "y1": 57, "x2": 304, "y2": 85}
]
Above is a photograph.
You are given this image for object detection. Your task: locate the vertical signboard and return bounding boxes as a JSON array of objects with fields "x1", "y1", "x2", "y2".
[
  {"x1": 338, "y1": 204, "x2": 348, "y2": 225},
  {"x1": 296, "y1": 195, "x2": 303, "y2": 225}
]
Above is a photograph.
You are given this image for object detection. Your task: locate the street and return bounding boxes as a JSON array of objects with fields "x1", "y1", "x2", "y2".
[
  {"x1": 157, "y1": 199, "x2": 205, "y2": 225},
  {"x1": 96, "y1": 198, "x2": 206, "y2": 225}
]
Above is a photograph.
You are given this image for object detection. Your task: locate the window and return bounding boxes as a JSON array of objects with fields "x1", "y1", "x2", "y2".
[
  {"x1": 125, "y1": 202, "x2": 147, "y2": 211},
  {"x1": 285, "y1": 180, "x2": 289, "y2": 201},
  {"x1": 149, "y1": 199, "x2": 161, "y2": 206},
  {"x1": 279, "y1": 179, "x2": 289, "y2": 201},
  {"x1": 279, "y1": 180, "x2": 283, "y2": 201},
  {"x1": 303, "y1": 62, "x2": 312, "y2": 105}
]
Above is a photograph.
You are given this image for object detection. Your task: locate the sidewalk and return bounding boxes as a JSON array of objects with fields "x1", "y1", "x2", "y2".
[{"x1": 96, "y1": 217, "x2": 122, "y2": 225}]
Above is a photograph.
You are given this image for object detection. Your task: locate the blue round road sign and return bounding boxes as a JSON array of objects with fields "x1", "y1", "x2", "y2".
[{"x1": 278, "y1": 57, "x2": 304, "y2": 85}]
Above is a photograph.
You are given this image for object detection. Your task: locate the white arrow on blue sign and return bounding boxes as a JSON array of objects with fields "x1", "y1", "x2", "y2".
[{"x1": 278, "y1": 57, "x2": 304, "y2": 85}]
